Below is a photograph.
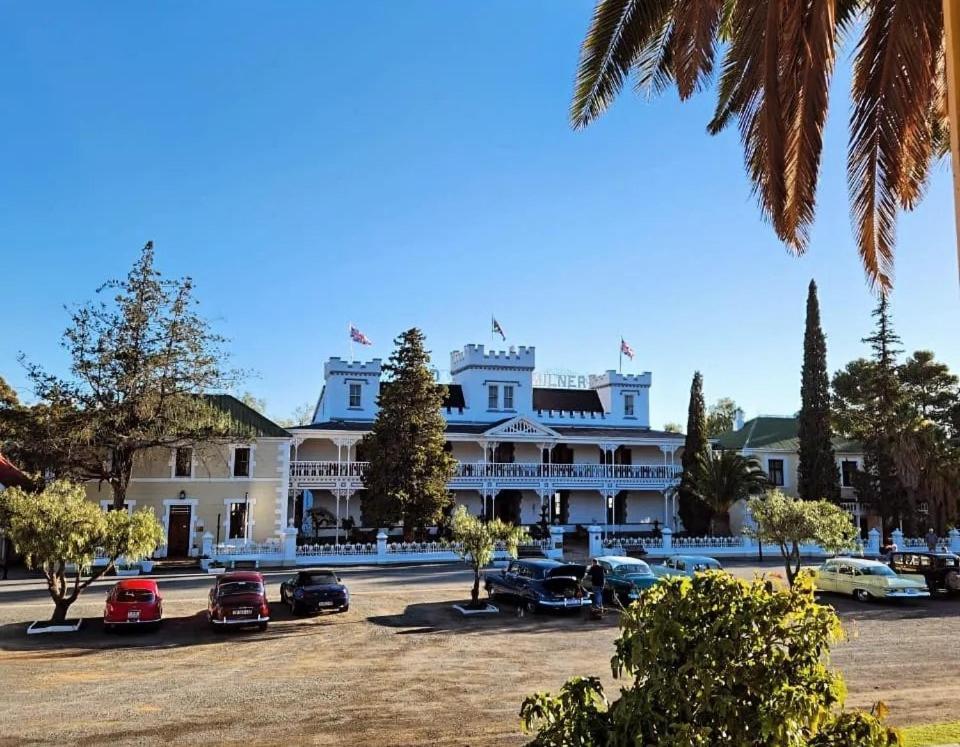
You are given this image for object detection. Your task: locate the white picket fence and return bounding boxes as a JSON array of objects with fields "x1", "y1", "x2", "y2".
[
  {"x1": 594, "y1": 527, "x2": 960, "y2": 560},
  {"x1": 202, "y1": 530, "x2": 561, "y2": 567}
]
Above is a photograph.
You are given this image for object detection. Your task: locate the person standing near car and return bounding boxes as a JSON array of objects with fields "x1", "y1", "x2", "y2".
[
  {"x1": 589, "y1": 559, "x2": 605, "y2": 611},
  {"x1": 926, "y1": 528, "x2": 939, "y2": 552}
]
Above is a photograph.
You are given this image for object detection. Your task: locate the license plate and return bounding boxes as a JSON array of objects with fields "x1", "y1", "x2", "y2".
[
  {"x1": 231, "y1": 608, "x2": 253, "y2": 616},
  {"x1": 127, "y1": 610, "x2": 140, "y2": 620},
  {"x1": 905, "y1": 589, "x2": 916, "y2": 594},
  {"x1": 317, "y1": 601, "x2": 335, "y2": 607}
]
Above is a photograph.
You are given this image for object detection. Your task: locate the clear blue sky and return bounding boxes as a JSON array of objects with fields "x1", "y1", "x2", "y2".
[{"x1": 2, "y1": 2, "x2": 957, "y2": 429}]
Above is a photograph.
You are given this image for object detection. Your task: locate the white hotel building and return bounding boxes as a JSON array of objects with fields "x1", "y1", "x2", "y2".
[{"x1": 288, "y1": 343, "x2": 684, "y2": 536}]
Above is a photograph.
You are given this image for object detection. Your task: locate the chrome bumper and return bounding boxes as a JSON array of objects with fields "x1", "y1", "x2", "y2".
[
  {"x1": 105, "y1": 616, "x2": 162, "y2": 625},
  {"x1": 883, "y1": 590, "x2": 930, "y2": 599},
  {"x1": 210, "y1": 615, "x2": 270, "y2": 625},
  {"x1": 538, "y1": 598, "x2": 593, "y2": 608}
]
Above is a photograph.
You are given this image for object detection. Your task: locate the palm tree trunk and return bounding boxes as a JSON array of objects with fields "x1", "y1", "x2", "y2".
[{"x1": 944, "y1": 0, "x2": 960, "y2": 287}]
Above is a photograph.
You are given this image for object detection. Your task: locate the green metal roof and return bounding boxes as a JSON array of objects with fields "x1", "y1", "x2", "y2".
[
  {"x1": 713, "y1": 416, "x2": 860, "y2": 453},
  {"x1": 204, "y1": 395, "x2": 290, "y2": 438}
]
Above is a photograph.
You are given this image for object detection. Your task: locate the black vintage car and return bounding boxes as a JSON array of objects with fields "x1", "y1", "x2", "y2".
[
  {"x1": 484, "y1": 559, "x2": 590, "y2": 613},
  {"x1": 888, "y1": 551, "x2": 960, "y2": 596},
  {"x1": 279, "y1": 568, "x2": 350, "y2": 614}
]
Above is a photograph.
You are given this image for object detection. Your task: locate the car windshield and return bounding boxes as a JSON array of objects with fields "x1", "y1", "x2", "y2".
[
  {"x1": 857, "y1": 565, "x2": 896, "y2": 577},
  {"x1": 304, "y1": 572, "x2": 338, "y2": 585},
  {"x1": 116, "y1": 589, "x2": 154, "y2": 603},
  {"x1": 616, "y1": 564, "x2": 651, "y2": 575},
  {"x1": 218, "y1": 581, "x2": 263, "y2": 596}
]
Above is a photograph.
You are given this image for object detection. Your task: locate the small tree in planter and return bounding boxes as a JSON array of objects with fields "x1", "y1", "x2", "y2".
[
  {"x1": 748, "y1": 490, "x2": 858, "y2": 586},
  {"x1": 450, "y1": 505, "x2": 527, "y2": 608},
  {"x1": 0, "y1": 481, "x2": 164, "y2": 624}
]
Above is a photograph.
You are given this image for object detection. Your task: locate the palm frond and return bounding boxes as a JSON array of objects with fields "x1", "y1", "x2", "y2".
[
  {"x1": 780, "y1": 0, "x2": 838, "y2": 253},
  {"x1": 848, "y1": 0, "x2": 944, "y2": 293},
  {"x1": 571, "y1": 0, "x2": 677, "y2": 128},
  {"x1": 669, "y1": 0, "x2": 726, "y2": 99}
]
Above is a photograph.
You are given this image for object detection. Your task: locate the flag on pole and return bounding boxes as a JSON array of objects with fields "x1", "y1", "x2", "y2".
[
  {"x1": 491, "y1": 316, "x2": 506, "y2": 342},
  {"x1": 349, "y1": 325, "x2": 373, "y2": 346},
  {"x1": 620, "y1": 338, "x2": 635, "y2": 360}
]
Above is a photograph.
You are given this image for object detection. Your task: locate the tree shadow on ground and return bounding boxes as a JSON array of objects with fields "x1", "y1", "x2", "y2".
[
  {"x1": 368, "y1": 597, "x2": 622, "y2": 636},
  {"x1": 818, "y1": 592, "x2": 960, "y2": 622},
  {"x1": 0, "y1": 604, "x2": 357, "y2": 654}
]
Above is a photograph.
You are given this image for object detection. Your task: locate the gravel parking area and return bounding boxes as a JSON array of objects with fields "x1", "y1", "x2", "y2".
[{"x1": 0, "y1": 560, "x2": 957, "y2": 746}]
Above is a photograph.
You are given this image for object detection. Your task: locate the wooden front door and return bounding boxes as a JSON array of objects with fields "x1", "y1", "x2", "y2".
[{"x1": 167, "y1": 505, "x2": 192, "y2": 557}]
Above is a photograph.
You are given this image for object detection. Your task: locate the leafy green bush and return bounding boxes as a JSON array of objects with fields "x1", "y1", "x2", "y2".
[{"x1": 520, "y1": 571, "x2": 899, "y2": 746}]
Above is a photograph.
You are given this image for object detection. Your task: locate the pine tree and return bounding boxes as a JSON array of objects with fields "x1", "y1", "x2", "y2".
[
  {"x1": 360, "y1": 329, "x2": 455, "y2": 537},
  {"x1": 798, "y1": 280, "x2": 840, "y2": 502},
  {"x1": 856, "y1": 296, "x2": 908, "y2": 531},
  {"x1": 678, "y1": 371, "x2": 712, "y2": 535}
]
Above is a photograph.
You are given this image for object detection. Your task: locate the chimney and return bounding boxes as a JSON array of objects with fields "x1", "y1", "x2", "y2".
[{"x1": 732, "y1": 408, "x2": 745, "y2": 431}]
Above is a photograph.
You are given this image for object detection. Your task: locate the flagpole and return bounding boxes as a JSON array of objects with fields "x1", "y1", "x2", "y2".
[
  {"x1": 619, "y1": 335, "x2": 622, "y2": 374},
  {"x1": 348, "y1": 321, "x2": 354, "y2": 363}
]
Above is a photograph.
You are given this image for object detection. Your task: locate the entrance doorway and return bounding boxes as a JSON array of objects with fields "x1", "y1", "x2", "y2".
[
  {"x1": 494, "y1": 490, "x2": 522, "y2": 525},
  {"x1": 167, "y1": 505, "x2": 192, "y2": 557}
]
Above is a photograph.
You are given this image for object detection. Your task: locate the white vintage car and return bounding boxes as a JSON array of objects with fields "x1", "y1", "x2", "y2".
[{"x1": 815, "y1": 557, "x2": 929, "y2": 602}]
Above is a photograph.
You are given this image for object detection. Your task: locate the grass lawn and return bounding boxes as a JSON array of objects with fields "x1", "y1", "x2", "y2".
[{"x1": 900, "y1": 721, "x2": 960, "y2": 746}]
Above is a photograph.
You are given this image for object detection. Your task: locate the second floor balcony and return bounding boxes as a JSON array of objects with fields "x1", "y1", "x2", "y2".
[{"x1": 290, "y1": 460, "x2": 682, "y2": 491}]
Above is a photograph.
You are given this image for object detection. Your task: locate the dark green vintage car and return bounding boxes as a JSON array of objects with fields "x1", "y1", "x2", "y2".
[{"x1": 586, "y1": 555, "x2": 660, "y2": 605}]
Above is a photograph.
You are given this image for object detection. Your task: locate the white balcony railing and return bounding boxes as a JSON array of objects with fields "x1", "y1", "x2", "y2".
[{"x1": 290, "y1": 460, "x2": 682, "y2": 486}]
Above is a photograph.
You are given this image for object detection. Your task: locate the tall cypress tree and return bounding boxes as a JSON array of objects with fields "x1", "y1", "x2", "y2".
[
  {"x1": 855, "y1": 296, "x2": 908, "y2": 531},
  {"x1": 798, "y1": 280, "x2": 840, "y2": 501},
  {"x1": 678, "y1": 371, "x2": 712, "y2": 535},
  {"x1": 360, "y1": 328, "x2": 455, "y2": 537}
]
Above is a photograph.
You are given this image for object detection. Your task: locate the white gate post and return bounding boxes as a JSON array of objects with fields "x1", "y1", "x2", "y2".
[
  {"x1": 661, "y1": 526, "x2": 673, "y2": 552},
  {"x1": 587, "y1": 525, "x2": 603, "y2": 558},
  {"x1": 281, "y1": 526, "x2": 298, "y2": 566},
  {"x1": 949, "y1": 528, "x2": 960, "y2": 554},
  {"x1": 891, "y1": 528, "x2": 905, "y2": 550},
  {"x1": 866, "y1": 528, "x2": 881, "y2": 556},
  {"x1": 201, "y1": 532, "x2": 214, "y2": 558},
  {"x1": 548, "y1": 526, "x2": 564, "y2": 560},
  {"x1": 377, "y1": 531, "x2": 388, "y2": 565}
]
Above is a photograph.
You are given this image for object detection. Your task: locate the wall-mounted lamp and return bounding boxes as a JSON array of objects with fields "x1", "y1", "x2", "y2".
[{"x1": 179, "y1": 490, "x2": 187, "y2": 500}]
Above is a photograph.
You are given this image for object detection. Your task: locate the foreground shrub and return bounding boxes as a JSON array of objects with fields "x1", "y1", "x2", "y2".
[{"x1": 520, "y1": 571, "x2": 899, "y2": 746}]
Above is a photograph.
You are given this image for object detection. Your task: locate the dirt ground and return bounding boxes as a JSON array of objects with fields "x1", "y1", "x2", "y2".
[{"x1": 0, "y1": 560, "x2": 957, "y2": 746}]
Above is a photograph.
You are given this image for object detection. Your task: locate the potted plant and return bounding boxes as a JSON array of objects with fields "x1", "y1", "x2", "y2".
[
  {"x1": 206, "y1": 560, "x2": 226, "y2": 575},
  {"x1": 114, "y1": 561, "x2": 141, "y2": 577}
]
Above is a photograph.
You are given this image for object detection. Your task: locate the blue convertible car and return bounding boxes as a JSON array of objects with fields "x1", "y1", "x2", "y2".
[{"x1": 484, "y1": 558, "x2": 590, "y2": 613}]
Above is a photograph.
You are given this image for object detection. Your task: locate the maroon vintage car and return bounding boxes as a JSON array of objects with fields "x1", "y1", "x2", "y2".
[
  {"x1": 104, "y1": 578, "x2": 163, "y2": 631},
  {"x1": 207, "y1": 570, "x2": 270, "y2": 631}
]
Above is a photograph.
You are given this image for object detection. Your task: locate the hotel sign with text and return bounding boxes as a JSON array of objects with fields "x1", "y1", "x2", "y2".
[{"x1": 533, "y1": 371, "x2": 590, "y2": 390}]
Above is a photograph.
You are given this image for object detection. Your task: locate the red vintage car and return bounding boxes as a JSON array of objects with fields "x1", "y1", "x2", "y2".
[
  {"x1": 207, "y1": 570, "x2": 270, "y2": 631},
  {"x1": 103, "y1": 579, "x2": 163, "y2": 631}
]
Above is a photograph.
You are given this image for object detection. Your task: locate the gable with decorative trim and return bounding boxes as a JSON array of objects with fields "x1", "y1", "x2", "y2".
[{"x1": 483, "y1": 416, "x2": 560, "y2": 440}]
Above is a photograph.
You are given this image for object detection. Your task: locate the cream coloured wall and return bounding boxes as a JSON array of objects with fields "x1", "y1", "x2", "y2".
[{"x1": 84, "y1": 438, "x2": 290, "y2": 552}]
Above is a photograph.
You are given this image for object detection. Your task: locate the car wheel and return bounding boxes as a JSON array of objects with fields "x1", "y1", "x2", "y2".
[
  {"x1": 258, "y1": 622, "x2": 268, "y2": 632},
  {"x1": 853, "y1": 588, "x2": 871, "y2": 603},
  {"x1": 338, "y1": 604, "x2": 349, "y2": 613},
  {"x1": 524, "y1": 599, "x2": 538, "y2": 614}
]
